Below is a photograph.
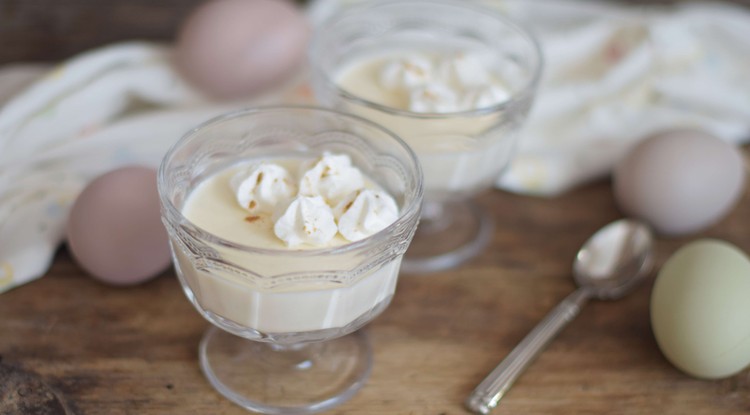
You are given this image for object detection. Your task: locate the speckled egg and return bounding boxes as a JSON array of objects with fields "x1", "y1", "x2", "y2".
[
  {"x1": 67, "y1": 166, "x2": 171, "y2": 285},
  {"x1": 175, "y1": 0, "x2": 309, "y2": 99},
  {"x1": 651, "y1": 239, "x2": 750, "y2": 379},
  {"x1": 614, "y1": 130, "x2": 746, "y2": 236}
]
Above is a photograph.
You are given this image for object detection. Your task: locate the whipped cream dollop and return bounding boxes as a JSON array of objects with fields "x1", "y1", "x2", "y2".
[
  {"x1": 409, "y1": 83, "x2": 461, "y2": 113},
  {"x1": 463, "y1": 86, "x2": 511, "y2": 110},
  {"x1": 230, "y1": 153, "x2": 400, "y2": 247},
  {"x1": 440, "y1": 53, "x2": 492, "y2": 87},
  {"x1": 231, "y1": 163, "x2": 297, "y2": 214},
  {"x1": 334, "y1": 190, "x2": 399, "y2": 242},
  {"x1": 299, "y1": 152, "x2": 365, "y2": 204},
  {"x1": 273, "y1": 195, "x2": 338, "y2": 247},
  {"x1": 380, "y1": 55, "x2": 433, "y2": 89},
  {"x1": 379, "y1": 52, "x2": 511, "y2": 113}
]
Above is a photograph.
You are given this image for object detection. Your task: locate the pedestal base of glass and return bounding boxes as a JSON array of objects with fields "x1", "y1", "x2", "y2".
[
  {"x1": 402, "y1": 199, "x2": 493, "y2": 274},
  {"x1": 199, "y1": 327, "x2": 372, "y2": 414}
]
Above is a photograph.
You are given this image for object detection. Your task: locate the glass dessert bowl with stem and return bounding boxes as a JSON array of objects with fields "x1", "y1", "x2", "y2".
[
  {"x1": 157, "y1": 106, "x2": 422, "y2": 414},
  {"x1": 310, "y1": 0, "x2": 543, "y2": 273}
]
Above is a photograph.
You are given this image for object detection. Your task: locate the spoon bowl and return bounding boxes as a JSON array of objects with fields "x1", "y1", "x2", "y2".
[
  {"x1": 574, "y1": 219, "x2": 654, "y2": 299},
  {"x1": 466, "y1": 219, "x2": 654, "y2": 414}
]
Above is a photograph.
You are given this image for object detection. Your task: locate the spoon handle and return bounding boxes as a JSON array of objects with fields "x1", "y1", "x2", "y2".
[{"x1": 465, "y1": 288, "x2": 590, "y2": 414}]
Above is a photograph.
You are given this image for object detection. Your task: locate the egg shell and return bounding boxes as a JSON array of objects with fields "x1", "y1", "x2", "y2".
[
  {"x1": 651, "y1": 239, "x2": 750, "y2": 379},
  {"x1": 175, "y1": 0, "x2": 309, "y2": 99},
  {"x1": 613, "y1": 130, "x2": 746, "y2": 236},
  {"x1": 67, "y1": 166, "x2": 171, "y2": 286}
]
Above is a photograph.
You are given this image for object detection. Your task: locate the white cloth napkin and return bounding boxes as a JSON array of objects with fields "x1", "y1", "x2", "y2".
[
  {"x1": 2, "y1": 0, "x2": 750, "y2": 293},
  {"x1": 0, "y1": 42, "x2": 310, "y2": 293},
  {"x1": 311, "y1": 0, "x2": 750, "y2": 194}
]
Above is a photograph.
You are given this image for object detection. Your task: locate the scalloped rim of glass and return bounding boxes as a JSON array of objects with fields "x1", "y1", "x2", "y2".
[
  {"x1": 158, "y1": 105, "x2": 424, "y2": 257},
  {"x1": 309, "y1": 0, "x2": 544, "y2": 119}
]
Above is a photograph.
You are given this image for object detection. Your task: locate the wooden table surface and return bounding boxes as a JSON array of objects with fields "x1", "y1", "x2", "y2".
[
  {"x1": 2, "y1": 173, "x2": 750, "y2": 414},
  {"x1": 2, "y1": 1, "x2": 750, "y2": 414}
]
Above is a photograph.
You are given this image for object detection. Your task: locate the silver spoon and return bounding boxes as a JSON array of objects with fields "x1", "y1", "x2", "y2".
[{"x1": 465, "y1": 219, "x2": 654, "y2": 414}]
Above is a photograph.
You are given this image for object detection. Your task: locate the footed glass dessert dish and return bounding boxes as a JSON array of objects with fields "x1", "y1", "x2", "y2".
[
  {"x1": 310, "y1": 0, "x2": 542, "y2": 273},
  {"x1": 158, "y1": 106, "x2": 423, "y2": 414}
]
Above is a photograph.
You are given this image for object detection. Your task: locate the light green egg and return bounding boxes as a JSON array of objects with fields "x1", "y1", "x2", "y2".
[{"x1": 651, "y1": 239, "x2": 750, "y2": 379}]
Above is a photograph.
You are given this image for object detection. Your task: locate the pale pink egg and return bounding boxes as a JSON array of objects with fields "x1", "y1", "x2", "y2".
[
  {"x1": 614, "y1": 130, "x2": 746, "y2": 236},
  {"x1": 67, "y1": 166, "x2": 171, "y2": 286},
  {"x1": 175, "y1": 0, "x2": 309, "y2": 99}
]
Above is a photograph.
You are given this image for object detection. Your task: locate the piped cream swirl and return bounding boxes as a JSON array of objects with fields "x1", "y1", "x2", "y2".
[{"x1": 379, "y1": 52, "x2": 511, "y2": 113}]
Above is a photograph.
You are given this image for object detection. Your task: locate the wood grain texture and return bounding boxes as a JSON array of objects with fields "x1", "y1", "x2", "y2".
[
  {"x1": 0, "y1": 0, "x2": 195, "y2": 64},
  {"x1": 1, "y1": 0, "x2": 750, "y2": 64},
  {"x1": 0, "y1": 0, "x2": 308, "y2": 64},
  {"x1": 0, "y1": 363, "x2": 71, "y2": 414},
  {"x1": 2, "y1": 171, "x2": 750, "y2": 414}
]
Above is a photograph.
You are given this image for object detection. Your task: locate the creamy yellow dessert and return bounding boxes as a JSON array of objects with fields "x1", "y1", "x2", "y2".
[
  {"x1": 174, "y1": 153, "x2": 402, "y2": 334},
  {"x1": 336, "y1": 51, "x2": 521, "y2": 199}
]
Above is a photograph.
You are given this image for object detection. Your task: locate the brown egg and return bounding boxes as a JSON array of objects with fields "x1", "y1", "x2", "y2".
[
  {"x1": 175, "y1": 0, "x2": 309, "y2": 99},
  {"x1": 67, "y1": 166, "x2": 171, "y2": 285}
]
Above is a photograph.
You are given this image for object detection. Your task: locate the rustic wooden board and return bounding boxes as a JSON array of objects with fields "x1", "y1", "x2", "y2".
[{"x1": 2, "y1": 173, "x2": 750, "y2": 414}]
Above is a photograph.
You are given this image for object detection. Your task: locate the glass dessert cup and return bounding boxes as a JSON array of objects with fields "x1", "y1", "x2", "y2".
[
  {"x1": 158, "y1": 106, "x2": 423, "y2": 414},
  {"x1": 310, "y1": 0, "x2": 543, "y2": 273}
]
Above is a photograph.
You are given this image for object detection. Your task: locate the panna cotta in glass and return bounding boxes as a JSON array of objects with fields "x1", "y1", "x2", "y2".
[
  {"x1": 158, "y1": 106, "x2": 422, "y2": 414},
  {"x1": 177, "y1": 153, "x2": 403, "y2": 334},
  {"x1": 310, "y1": 0, "x2": 542, "y2": 273},
  {"x1": 335, "y1": 51, "x2": 520, "y2": 198}
]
